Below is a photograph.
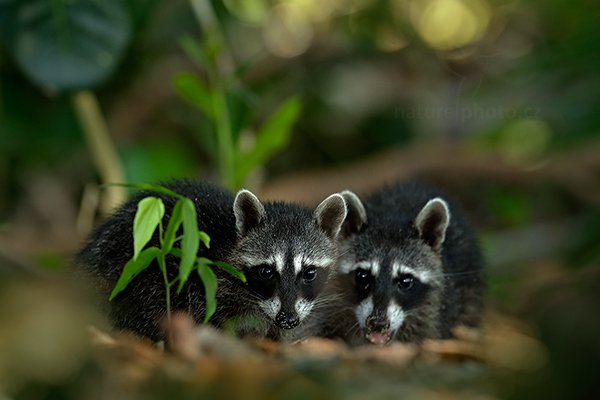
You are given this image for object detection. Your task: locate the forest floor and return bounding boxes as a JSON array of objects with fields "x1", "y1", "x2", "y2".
[
  {"x1": 85, "y1": 312, "x2": 545, "y2": 400},
  {"x1": 0, "y1": 273, "x2": 552, "y2": 400}
]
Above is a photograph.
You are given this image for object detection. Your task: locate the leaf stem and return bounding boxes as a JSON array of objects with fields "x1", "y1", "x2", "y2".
[
  {"x1": 213, "y1": 85, "x2": 235, "y2": 189},
  {"x1": 157, "y1": 253, "x2": 172, "y2": 343}
]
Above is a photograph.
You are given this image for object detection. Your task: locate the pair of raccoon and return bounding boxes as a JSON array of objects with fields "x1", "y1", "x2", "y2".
[{"x1": 76, "y1": 180, "x2": 483, "y2": 345}]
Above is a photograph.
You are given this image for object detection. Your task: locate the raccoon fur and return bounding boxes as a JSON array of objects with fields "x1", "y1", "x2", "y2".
[
  {"x1": 322, "y1": 181, "x2": 483, "y2": 345},
  {"x1": 75, "y1": 180, "x2": 347, "y2": 342}
]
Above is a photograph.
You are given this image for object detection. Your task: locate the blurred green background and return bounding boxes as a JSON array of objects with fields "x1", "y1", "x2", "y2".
[{"x1": 0, "y1": 0, "x2": 598, "y2": 399}]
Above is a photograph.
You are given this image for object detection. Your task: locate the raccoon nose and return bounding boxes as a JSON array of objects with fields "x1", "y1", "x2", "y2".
[
  {"x1": 275, "y1": 310, "x2": 300, "y2": 329},
  {"x1": 366, "y1": 316, "x2": 390, "y2": 333}
]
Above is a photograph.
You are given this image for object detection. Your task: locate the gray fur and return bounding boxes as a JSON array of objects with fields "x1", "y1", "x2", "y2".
[
  {"x1": 75, "y1": 180, "x2": 347, "y2": 342},
  {"x1": 321, "y1": 182, "x2": 484, "y2": 345}
]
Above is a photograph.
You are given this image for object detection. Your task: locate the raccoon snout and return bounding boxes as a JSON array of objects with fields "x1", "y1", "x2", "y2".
[
  {"x1": 365, "y1": 315, "x2": 390, "y2": 333},
  {"x1": 365, "y1": 316, "x2": 392, "y2": 344},
  {"x1": 275, "y1": 310, "x2": 300, "y2": 329}
]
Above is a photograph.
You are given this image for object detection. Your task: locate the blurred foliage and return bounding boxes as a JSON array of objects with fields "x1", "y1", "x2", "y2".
[
  {"x1": 0, "y1": 0, "x2": 131, "y2": 90},
  {"x1": 0, "y1": 0, "x2": 599, "y2": 398},
  {"x1": 2, "y1": 0, "x2": 599, "y2": 193}
]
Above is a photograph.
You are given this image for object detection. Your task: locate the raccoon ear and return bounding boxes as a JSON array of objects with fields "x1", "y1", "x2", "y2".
[
  {"x1": 233, "y1": 189, "x2": 266, "y2": 237},
  {"x1": 314, "y1": 193, "x2": 348, "y2": 240},
  {"x1": 339, "y1": 190, "x2": 367, "y2": 237},
  {"x1": 415, "y1": 197, "x2": 450, "y2": 252}
]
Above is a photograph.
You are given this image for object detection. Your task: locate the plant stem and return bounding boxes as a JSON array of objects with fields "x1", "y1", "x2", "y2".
[
  {"x1": 72, "y1": 90, "x2": 126, "y2": 214},
  {"x1": 189, "y1": 0, "x2": 237, "y2": 189},
  {"x1": 213, "y1": 84, "x2": 235, "y2": 189},
  {"x1": 157, "y1": 254, "x2": 172, "y2": 343}
]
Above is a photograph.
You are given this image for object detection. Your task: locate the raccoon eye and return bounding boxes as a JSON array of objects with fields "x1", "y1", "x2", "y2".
[
  {"x1": 302, "y1": 266, "x2": 317, "y2": 283},
  {"x1": 354, "y1": 268, "x2": 371, "y2": 291},
  {"x1": 257, "y1": 265, "x2": 275, "y2": 281},
  {"x1": 397, "y1": 274, "x2": 415, "y2": 291}
]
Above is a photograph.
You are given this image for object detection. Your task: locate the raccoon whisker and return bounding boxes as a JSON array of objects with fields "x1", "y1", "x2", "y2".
[
  {"x1": 347, "y1": 320, "x2": 362, "y2": 338},
  {"x1": 239, "y1": 291, "x2": 264, "y2": 304},
  {"x1": 310, "y1": 302, "x2": 335, "y2": 312},
  {"x1": 335, "y1": 248, "x2": 352, "y2": 259},
  {"x1": 311, "y1": 293, "x2": 345, "y2": 306}
]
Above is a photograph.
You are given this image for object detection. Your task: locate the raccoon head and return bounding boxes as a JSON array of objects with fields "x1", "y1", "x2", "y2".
[
  {"x1": 231, "y1": 189, "x2": 347, "y2": 334},
  {"x1": 338, "y1": 192, "x2": 450, "y2": 344}
]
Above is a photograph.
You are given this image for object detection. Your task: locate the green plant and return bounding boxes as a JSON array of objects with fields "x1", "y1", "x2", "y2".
[
  {"x1": 108, "y1": 183, "x2": 245, "y2": 327},
  {"x1": 0, "y1": 0, "x2": 142, "y2": 212},
  {"x1": 174, "y1": 1, "x2": 302, "y2": 190}
]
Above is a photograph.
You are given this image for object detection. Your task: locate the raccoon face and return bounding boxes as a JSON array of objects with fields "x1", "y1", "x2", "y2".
[
  {"x1": 231, "y1": 190, "x2": 347, "y2": 331},
  {"x1": 338, "y1": 193, "x2": 450, "y2": 344},
  {"x1": 341, "y1": 253, "x2": 443, "y2": 344}
]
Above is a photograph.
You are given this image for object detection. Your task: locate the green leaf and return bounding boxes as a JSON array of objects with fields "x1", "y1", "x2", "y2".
[
  {"x1": 163, "y1": 200, "x2": 184, "y2": 254},
  {"x1": 6, "y1": 0, "x2": 132, "y2": 90},
  {"x1": 133, "y1": 197, "x2": 165, "y2": 260},
  {"x1": 197, "y1": 261, "x2": 217, "y2": 323},
  {"x1": 211, "y1": 261, "x2": 246, "y2": 283},
  {"x1": 103, "y1": 183, "x2": 184, "y2": 199},
  {"x1": 226, "y1": 87, "x2": 255, "y2": 142},
  {"x1": 235, "y1": 97, "x2": 302, "y2": 186},
  {"x1": 197, "y1": 257, "x2": 212, "y2": 265},
  {"x1": 169, "y1": 248, "x2": 183, "y2": 258},
  {"x1": 198, "y1": 231, "x2": 211, "y2": 249},
  {"x1": 173, "y1": 72, "x2": 214, "y2": 119},
  {"x1": 178, "y1": 198, "x2": 199, "y2": 293},
  {"x1": 110, "y1": 247, "x2": 160, "y2": 300},
  {"x1": 179, "y1": 35, "x2": 207, "y2": 68},
  {"x1": 121, "y1": 141, "x2": 197, "y2": 184}
]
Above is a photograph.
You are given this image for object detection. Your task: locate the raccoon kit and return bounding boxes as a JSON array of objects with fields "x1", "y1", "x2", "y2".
[
  {"x1": 76, "y1": 180, "x2": 347, "y2": 341},
  {"x1": 324, "y1": 182, "x2": 483, "y2": 345}
]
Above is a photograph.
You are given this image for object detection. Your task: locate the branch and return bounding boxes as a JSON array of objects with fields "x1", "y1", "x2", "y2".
[{"x1": 73, "y1": 90, "x2": 126, "y2": 214}]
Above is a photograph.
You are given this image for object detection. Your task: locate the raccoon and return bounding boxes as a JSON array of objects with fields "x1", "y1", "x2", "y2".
[
  {"x1": 75, "y1": 180, "x2": 347, "y2": 341},
  {"x1": 322, "y1": 181, "x2": 483, "y2": 345}
]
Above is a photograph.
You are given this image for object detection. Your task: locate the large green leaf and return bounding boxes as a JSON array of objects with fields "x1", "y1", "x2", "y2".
[
  {"x1": 133, "y1": 197, "x2": 164, "y2": 260},
  {"x1": 197, "y1": 260, "x2": 217, "y2": 323},
  {"x1": 177, "y1": 198, "x2": 199, "y2": 293},
  {"x1": 0, "y1": 1, "x2": 17, "y2": 44},
  {"x1": 121, "y1": 141, "x2": 198, "y2": 184},
  {"x1": 235, "y1": 97, "x2": 302, "y2": 187},
  {"x1": 226, "y1": 87, "x2": 255, "y2": 143},
  {"x1": 173, "y1": 72, "x2": 214, "y2": 120},
  {"x1": 6, "y1": 0, "x2": 131, "y2": 90},
  {"x1": 109, "y1": 246, "x2": 160, "y2": 300},
  {"x1": 178, "y1": 34, "x2": 208, "y2": 68}
]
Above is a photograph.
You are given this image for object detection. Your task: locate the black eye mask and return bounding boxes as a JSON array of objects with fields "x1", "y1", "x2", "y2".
[{"x1": 245, "y1": 264, "x2": 278, "y2": 300}]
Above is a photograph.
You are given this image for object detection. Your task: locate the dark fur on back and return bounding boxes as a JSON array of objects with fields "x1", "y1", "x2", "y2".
[
  {"x1": 323, "y1": 181, "x2": 484, "y2": 345},
  {"x1": 75, "y1": 180, "x2": 343, "y2": 341},
  {"x1": 76, "y1": 181, "x2": 238, "y2": 340}
]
